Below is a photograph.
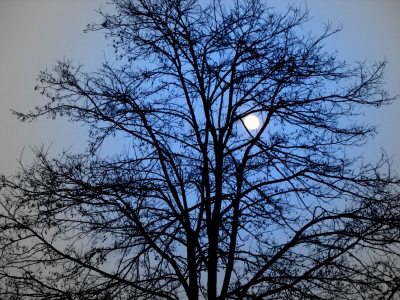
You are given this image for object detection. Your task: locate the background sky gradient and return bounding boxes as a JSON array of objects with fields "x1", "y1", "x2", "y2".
[{"x1": 1, "y1": 0, "x2": 400, "y2": 178}]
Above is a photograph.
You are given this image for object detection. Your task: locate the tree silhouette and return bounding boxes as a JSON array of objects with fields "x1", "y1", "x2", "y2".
[{"x1": 1, "y1": 0, "x2": 400, "y2": 299}]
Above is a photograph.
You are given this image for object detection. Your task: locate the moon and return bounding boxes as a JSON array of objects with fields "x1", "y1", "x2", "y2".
[{"x1": 244, "y1": 114, "x2": 260, "y2": 130}]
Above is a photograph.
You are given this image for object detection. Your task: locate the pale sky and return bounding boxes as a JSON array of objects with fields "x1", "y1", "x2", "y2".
[{"x1": 0, "y1": 0, "x2": 400, "y2": 177}]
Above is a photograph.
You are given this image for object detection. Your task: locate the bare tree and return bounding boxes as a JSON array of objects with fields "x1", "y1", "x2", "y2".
[{"x1": 1, "y1": 0, "x2": 400, "y2": 299}]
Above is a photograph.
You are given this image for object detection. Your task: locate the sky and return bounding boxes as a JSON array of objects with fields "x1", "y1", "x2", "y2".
[{"x1": 0, "y1": 0, "x2": 400, "y2": 177}]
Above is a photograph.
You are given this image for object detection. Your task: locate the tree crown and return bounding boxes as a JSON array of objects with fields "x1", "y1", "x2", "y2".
[{"x1": 1, "y1": 1, "x2": 400, "y2": 299}]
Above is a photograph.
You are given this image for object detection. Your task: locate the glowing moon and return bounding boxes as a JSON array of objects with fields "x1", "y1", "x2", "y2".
[{"x1": 244, "y1": 114, "x2": 260, "y2": 130}]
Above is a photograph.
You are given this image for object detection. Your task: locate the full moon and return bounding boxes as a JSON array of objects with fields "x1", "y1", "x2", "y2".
[{"x1": 244, "y1": 114, "x2": 260, "y2": 130}]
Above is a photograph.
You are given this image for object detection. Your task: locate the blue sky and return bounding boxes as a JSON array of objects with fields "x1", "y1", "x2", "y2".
[{"x1": 0, "y1": 0, "x2": 399, "y2": 177}]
